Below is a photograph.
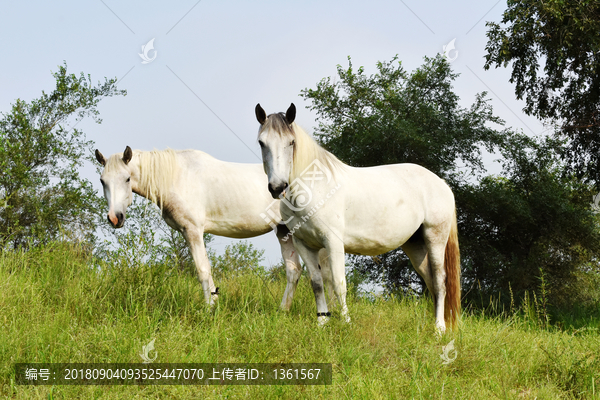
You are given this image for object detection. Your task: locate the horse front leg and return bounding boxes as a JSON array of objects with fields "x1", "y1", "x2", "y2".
[
  {"x1": 324, "y1": 238, "x2": 350, "y2": 323},
  {"x1": 292, "y1": 237, "x2": 329, "y2": 326},
  {"x1": 185, "y1": 228, "x2": 218, "y2": 307},
  {"x1": 318, "y1": 249, "x2": 336, "y2": 309},
  {"x1": 276, "y1": 224, "x2": 302, "y2": 311}
]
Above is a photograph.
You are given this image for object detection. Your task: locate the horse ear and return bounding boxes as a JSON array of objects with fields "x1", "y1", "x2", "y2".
[
  {"x1": 122, "y1": 146, "x2": 133, "y2": 165},
  {"x1": 95, "y1": 149, "x2": 106, "y2": 166},
  {"x1": 255, "y1": 103, "x2": 267, "y2": 125},
  {"x1": 285, "y1": 103, "x2": 296, "y2": 124}
]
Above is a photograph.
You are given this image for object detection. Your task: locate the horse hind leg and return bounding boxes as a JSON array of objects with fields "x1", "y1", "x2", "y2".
[
  {"x1": 423, "y1": 230, "x2": 450, "y2": 335},
  {"x1": 402, "y1": 226, "x2": 447, "y2": 334},
  {"x1": 401, "y1": 241, "x2": 433, "y2": 295}
]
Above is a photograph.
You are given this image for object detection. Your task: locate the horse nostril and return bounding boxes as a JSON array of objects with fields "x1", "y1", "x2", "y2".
[
  {"x1": 268, "y1": 182, "x2": 283, "y2": 198},
  {"x1": 269, "y1": 182, "x2": 287, "y2": 193}
]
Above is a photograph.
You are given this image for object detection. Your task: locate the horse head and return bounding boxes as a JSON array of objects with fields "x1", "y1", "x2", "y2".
[
  {"x1": 95, "y1": 146, "x2": 134, "y2": 228},
  {"x1": 255, "y1": 103, "x2": 296, "y2": 199}
]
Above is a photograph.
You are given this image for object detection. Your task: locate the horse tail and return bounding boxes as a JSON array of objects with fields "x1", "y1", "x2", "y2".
[{"x1": 444, "y1": 208, "x2": 461, "y2": 330}]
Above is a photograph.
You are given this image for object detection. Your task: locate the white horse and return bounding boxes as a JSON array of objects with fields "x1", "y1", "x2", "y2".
[
  {"x1": 255, "y1": 103, "x2": 461, "y2": 333},
  {"x1": 94, "y1": 146, "x2": 328, "y2": 310}
]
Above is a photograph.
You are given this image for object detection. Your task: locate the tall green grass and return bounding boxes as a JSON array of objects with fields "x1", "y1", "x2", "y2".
[{"x1": 1, "y1": 243, "x2": 599, "y2": 399}]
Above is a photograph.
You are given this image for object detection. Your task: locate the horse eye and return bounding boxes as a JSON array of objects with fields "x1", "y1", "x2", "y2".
[
  {"x1": 100, "y1": 179, "x2": 105, "y2": 186},
  {"x1": 290, "y1": 140, "x2": 295, "y2": 146},
  {"x1": 126, "y1": 177, "x2": 131, "y2": 183},
  {"x1": 258, "y1": 140, "x2": 265, "y2": 148}
]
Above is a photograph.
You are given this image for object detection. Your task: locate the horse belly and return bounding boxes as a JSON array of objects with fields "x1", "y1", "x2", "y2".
[
  {"x1": 202, "y1": 185, "x2": 279, "y2": 239},
  {"x1": 342, "y1": 202, "x2": 423, "y2": 256},
  {"x1": 343, "y1": 225, "x2": 417, "y2": 256},
  {"x1": 204, "y1": 216, "x2": 273, "y2": 239}
]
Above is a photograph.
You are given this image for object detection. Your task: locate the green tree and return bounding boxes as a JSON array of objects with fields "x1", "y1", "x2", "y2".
[
  {"x1": 209, "y1": 241, "x2": 265, "y2": 280},
  {"x1": 0, "y1": 63, "x2": 125, "y2": 249},
  {"x1": 485, "y1": 0, "x2": 600, "y2": 183},
  {"x1": 302, "y1": 55, "x2": 600, "y2": 306},
  {"x1": 458, "y1": 136, "x2": 600, "y2": 306}
]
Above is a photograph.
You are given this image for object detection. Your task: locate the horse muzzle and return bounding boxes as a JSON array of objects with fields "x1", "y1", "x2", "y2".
[
  {"x1": 108, "y1": 211, "x2": 125, "y2": 228},
  {"x1": 268, "y1": 181, "x2": 288, "y2": 199}
]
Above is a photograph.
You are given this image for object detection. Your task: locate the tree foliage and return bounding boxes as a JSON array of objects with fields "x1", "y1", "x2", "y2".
[
  {"x1": 485, "y1": 0, "x2": 600, "y2": 183},
  {"x1": 210, "y1": 240, "x2": 265, "y2": 279},
  {"x1": 457, "y1": 136, "x2": 600, "y2": 305},
  {"x1": 0, "y1": 63, "x2": 125, "y2": 249},
  {"x1": 302, "y1": 55, "x2": 600, "y2": 305}
]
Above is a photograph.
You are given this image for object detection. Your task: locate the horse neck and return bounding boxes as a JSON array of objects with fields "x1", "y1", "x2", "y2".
[
  {"x1": 129, "y1": 150, "x2": 175, "y2": 208},
  {"x1": 290, "y1": 125, "x2": 342, "y2": 182},
  {"x1": 128, "y1": 153, "x2": 146, "y2": 199}
]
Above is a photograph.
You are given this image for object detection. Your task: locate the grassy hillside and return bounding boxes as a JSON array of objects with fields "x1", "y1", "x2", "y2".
[{"x1": 1, "y1": 243, "x2": 599, "y2": 399}]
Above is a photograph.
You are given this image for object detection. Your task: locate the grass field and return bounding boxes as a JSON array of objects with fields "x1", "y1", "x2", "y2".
[{"x1": 1, "y1": 242, "x2": 599, "y2": 399}]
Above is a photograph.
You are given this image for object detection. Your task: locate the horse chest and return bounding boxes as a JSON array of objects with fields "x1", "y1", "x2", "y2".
[{"x1": 281, "y1": 208, "x2": 335, "y2": 249}]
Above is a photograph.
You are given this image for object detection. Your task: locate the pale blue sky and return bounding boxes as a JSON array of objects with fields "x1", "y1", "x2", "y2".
[{"x1": 0, "y1": 1, "x2": 545, "y2": 265}]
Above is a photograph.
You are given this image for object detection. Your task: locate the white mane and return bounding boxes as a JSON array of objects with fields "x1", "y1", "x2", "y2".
[
  {"x1": 105, "y1": 148, "x2": 180, "y2": 206},
  {"x1": 290, "y1": 123, "x2": 345, "y2": 181}
]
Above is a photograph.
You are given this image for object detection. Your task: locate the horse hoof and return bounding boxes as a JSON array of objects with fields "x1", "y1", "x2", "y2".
[
  {"x1": 435, "y1": 325, "x2": 446, "y2": 336},
  {"x1": 317, "y1": 316, "x2": 330, "y2": 327},
  {"x1": 341, "y1": 308, "x2": 351, "y2": 324},
  {"x1": 207, "y1": 298, "x2": 217, "y2": 312}
]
